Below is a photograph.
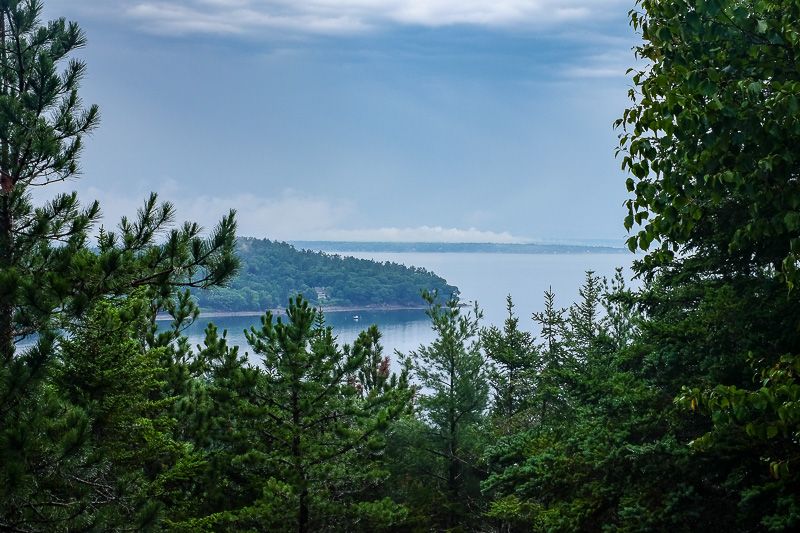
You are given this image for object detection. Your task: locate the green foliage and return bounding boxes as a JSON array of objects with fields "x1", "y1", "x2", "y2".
[
  {"x1": 0, "y1": 2, "x2": 237, "y2": 530},
  {"x1": 483, "y1": 295, "x2": 538, "y2": 432},
  {"x1": 615, "y1": 0, "x2": 800, "y2": 529},
  {"x1": 407, "y1": 291, "x2": 489, "y2": 529},
  {"x1": 242, "y1": 296, "x2": 413, "y2": 532},
  {"x1": 482, "y1": 275, "x2": 680, "y2": 533},
  {"x1": 677, "y1": 349, "x2": 800, "y2": 530},
  {"x1": 530, "y1": 287, "x2": 572, "y2": 427},
  {"x1": 7, "y1": 0, "x2": 800, "y2": 531},
  {"x1": 618, "y1": 0, "x2": 800, "y2": 284},
  {"x1": 195, "y1": 237, "x2": 458, "y2": 311},
  {"x1": 0, "y1": 295, "x2": 189, "y2": 530},
  {"x1": 602, "y1": 267, "x2": 638, "y2": 350}
]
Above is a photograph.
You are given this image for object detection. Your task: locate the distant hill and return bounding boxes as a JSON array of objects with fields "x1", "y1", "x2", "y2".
[
  {"x1": 194, "y1": 238, "x2": 459, "y2": 312},
  {"x1": 291, "y1": 241, "x2": 628, "y2": 254}
]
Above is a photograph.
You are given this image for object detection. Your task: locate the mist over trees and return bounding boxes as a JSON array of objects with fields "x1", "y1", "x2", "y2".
[{"x1": 1, "y1": 0, "x2": 799, "y2": 531}]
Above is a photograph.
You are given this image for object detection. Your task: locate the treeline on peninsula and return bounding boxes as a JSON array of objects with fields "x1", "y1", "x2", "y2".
[{"x1": 194, "y1": 238, "x2": 458, "y2": 311}]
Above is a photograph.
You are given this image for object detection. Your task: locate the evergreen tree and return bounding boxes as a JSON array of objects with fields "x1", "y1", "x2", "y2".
[
  {"x1": 243, "y1": 296, "x2": 412, "y2": 532},
  {"x1": 354, "y1": 325, "x2": 405, "y2": 397},
  {"x1": 531, "y1": 288, "x2": 569, "y2": 427},
  {"x1": 0, "y1": 2, "x2": 238, "y2": 529},
  {"x1": 566, "y1": 271, "x2": 603, "y2": 356},
  {"x1": 0, "y1": 0, "x2": 99, "y2": 360},
  {"x1": 411, "y1": 291, "x2": 489, "y2": 528},
  {"x1": 482, "y1": 295, "x2": 538, "y2": 431},
  {"x1": 601, "y1": 267, "x2": 637, "y2": 351},
  {"x1": 56, "y1": 297, "x2": 182, "y2": 530}
]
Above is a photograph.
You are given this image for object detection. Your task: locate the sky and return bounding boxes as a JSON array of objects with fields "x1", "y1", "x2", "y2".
[{"x1": 41, "y1": 0, "x2": 640, "y2": 244}]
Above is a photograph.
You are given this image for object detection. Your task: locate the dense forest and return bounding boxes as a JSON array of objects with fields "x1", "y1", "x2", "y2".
[
  {"x1": 2, "y1": 0, "x2": 800, "y2": 531},
  {"x1": 194, "y1": 238, "x2": 458, "y2": 311}
]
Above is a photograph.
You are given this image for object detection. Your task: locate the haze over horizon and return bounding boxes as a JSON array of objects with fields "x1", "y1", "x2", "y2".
[{"x1": 42, "y1": 0, "x2": 639, "y2": 245}]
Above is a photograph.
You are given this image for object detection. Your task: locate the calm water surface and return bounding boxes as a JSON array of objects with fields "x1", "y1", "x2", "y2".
[{"x1": 182, "y1": 252, "x2": 635, "y2": 358}]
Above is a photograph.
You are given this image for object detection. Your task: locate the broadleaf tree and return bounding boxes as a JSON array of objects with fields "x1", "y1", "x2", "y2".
[{"x1": 618, "y1": 0, "x2": 800, "y2": 527}]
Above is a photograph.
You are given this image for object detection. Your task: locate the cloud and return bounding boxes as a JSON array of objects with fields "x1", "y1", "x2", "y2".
[
  {"x1": 126, "y1": 2, "x2": 370, "y2": 35},
  {"x1": 77, "y1": 185, "x2": 524, "y2": 243},
  {"x1": 123, "y1": 0, "x2": 623, "y2": 36},
  {"x1": 561, "y1": 50, "x2": 633, "y2": 79},
  {"x1": 82, "y1": 185, "x2": 354, "y2": 241},
  {"x1": 316, "y1": 226, "x2": 527, "y2": 243}
]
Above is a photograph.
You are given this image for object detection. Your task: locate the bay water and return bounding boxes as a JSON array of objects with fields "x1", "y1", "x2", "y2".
[{"x1": 181, "y1": 251, "x2": 635, "y2": 360}]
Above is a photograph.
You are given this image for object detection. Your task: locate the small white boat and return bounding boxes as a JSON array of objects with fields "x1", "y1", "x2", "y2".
[{"x1": 352, "y1": 315, "x2": 360, "y2": 321}]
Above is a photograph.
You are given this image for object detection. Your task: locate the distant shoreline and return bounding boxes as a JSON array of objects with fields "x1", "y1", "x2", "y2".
[
  {"x1": 290, "y1": 241, "x2": 628, "y2": 255},
  {"x1": 155, "y1": 304, "x2": 429, "y2": 321}
]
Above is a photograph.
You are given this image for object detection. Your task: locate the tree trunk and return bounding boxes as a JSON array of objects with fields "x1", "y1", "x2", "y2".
[
  {"x1": 0, "y1": 10, "x2": 13, "y2": 364},
  {"x1": 507, "y1": 367, "x2": 515, "y2": 417},
  {"x1": 291, "y1": 374, "x2": 308, "y2": 533},
  {"x1": 298, "y1": 484, "x2": 309, "y2": 533},
  {"x1": 0, "y1": 197, "x2": 13, "y2": 363},
  {"x1": 447, "y1": 413, "x2": 459, "y2": 528}
]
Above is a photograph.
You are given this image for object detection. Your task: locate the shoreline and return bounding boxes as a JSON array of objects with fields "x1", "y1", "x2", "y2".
[{"x1": 155, "y1": 304, "x2": 429, "y2": 321}]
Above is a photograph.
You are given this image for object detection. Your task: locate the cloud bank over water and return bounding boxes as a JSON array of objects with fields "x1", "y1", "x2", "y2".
[{"x1": 316, "y1": 226, "x2": 526, "y2": 243}]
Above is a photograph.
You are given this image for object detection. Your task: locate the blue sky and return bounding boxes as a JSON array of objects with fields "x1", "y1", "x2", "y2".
[{"x1": 42, "y1": 0, "x2": 639, "y2": 244}]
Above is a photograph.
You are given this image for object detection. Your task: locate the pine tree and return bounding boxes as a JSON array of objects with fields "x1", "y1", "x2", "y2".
[
  {"x1": 244, "y1": 296, "x2": 411, "y2": 532},
  {"x1": 59, "y1": 296, "x2": 183, "y2": 529},
  {"x1": 566, "y1": 271, "x2": 604, "y2": 356},
  {"x1": 411, "y1": 291, "x2": 488, "y2": 528},
  {"x1": 0, "y1": 2, "x2": 238, "y2": 529},
  {"x1": 161, "y1": 321, "x2": 271, "y2": 531},
  {"x1": 0, "y1": 0, "x2": 100, "y2": 360},
  {"x1": 601, "y1": 267, "x2": 636, "y2": 351},
  {"x1": 0, "y1": 0, "x2": 237, "y2": 397},
  {"x1": 482, "y1": 295, "x2": 538, "y2": 430},
  {"x1": 354, "y1": 324, "x2": 409, "y2": 397},
  {"x1": 531, "y1": 287, "x2": 568, "y2": 427}
]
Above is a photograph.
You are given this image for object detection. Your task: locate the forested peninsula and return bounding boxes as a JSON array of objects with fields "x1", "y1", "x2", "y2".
[{"x1": 194, "y1": 237, "x2": 458, "y2": 312}]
